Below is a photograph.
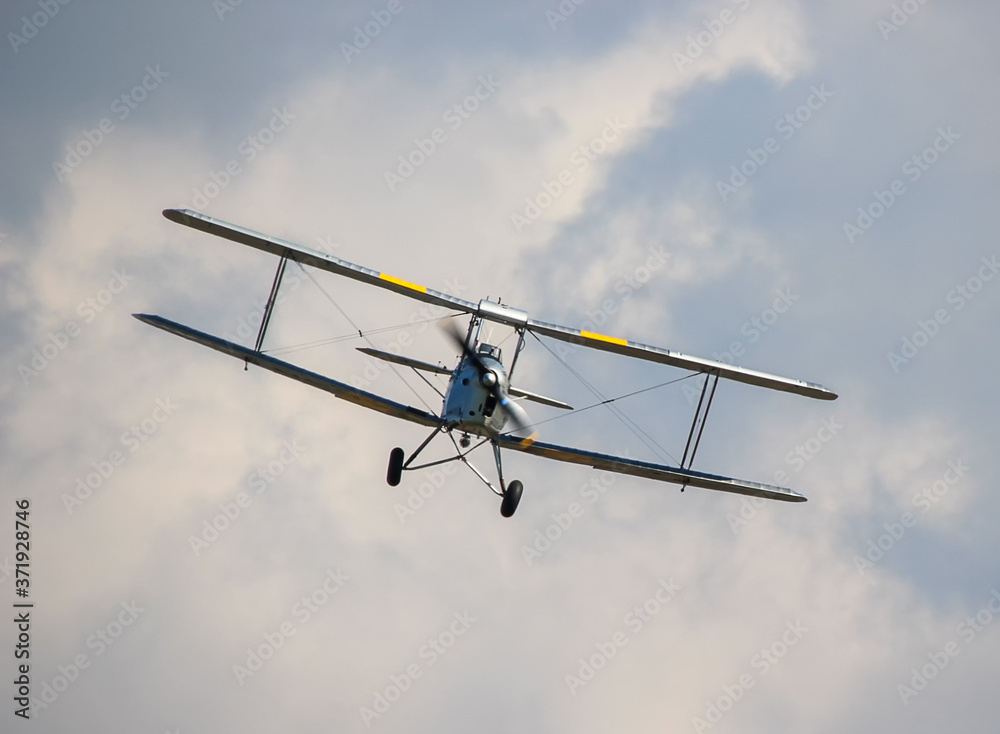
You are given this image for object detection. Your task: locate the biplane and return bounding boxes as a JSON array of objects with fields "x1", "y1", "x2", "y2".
[{"x1": 136, "y1": 209, "x2": 837, "y2": 517}]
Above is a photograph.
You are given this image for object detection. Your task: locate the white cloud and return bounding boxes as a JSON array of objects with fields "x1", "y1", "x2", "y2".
[{"x1": 4, "y1": 1, "x2": 1000, "y2": 732}]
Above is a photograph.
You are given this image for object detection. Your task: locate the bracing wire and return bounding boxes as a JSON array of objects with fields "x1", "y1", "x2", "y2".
[
  {"x1": 263, "y1": 316, "x2": 458, "y2": 357},
  {"x1": 289, "y1": 263, "x2": 447, "y2": 413},
  {"x1": 525, "y1": 331, "x2": 691, "y2": 465},
  {"x1": 410, "y1": 365, "x2": 446, "y2": 399},
  {"x1": 502, "y1": 370, "x2": 699, "y2": 436}
]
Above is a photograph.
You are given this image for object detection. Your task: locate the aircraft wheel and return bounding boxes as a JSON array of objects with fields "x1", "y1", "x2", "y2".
[
  {"x1": 387, "y1": 448, "x2": 404, "y2": 486},
  {"x1": 501, "y1": 480, "x2": 523, "y2": 518}
]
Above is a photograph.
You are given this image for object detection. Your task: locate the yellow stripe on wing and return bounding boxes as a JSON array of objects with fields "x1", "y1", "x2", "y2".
[
  {"x1": 519, "y1": 432, "x2": 539, "y2": 449},
  {"x1": 379, "y1": 273, "x2": 427, "y2": 293},
  {"x1": 580, "y1": 330, "x2": 628, "y2": 347}
]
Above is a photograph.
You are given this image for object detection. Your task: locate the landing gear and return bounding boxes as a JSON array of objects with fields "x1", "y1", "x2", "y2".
[
  {"x1": 387, "y1": 428, "x2": 525, "y2": 518},
  {"x1": 386, "y1": 447, "x2": 404, "y2": 486},
  {"x1": 501, "y1": 480, "x2": 523, "y2": 518},
  {"x1": 490, "y1": 442, "x2": 522, "y2": 518}
]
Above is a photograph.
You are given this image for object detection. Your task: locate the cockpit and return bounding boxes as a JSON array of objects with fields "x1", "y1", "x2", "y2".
[{"x1": 476, "y1": 343, "x2": 502, "y2": 362}]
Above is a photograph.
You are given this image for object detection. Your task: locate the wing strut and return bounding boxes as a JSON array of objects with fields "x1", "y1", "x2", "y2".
[
  {"x1": 679, "y1": 371, "x2": 720, "y2": 485},
  {"x1": 248, "y1": 255, "x2": 288, "y2": 369}
]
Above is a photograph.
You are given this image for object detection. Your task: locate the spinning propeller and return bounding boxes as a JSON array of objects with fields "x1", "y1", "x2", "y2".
[{"x1": 442, "y1": 322, "x2": 537, "y2": 444}]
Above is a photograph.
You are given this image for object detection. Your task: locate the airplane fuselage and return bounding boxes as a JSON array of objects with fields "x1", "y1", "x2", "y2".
[{"x1": 442, "y1": 350, "x2": 509, "y2": 438}]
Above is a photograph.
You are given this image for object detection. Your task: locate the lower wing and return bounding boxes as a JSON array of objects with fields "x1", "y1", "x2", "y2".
[
  {"x1": 496, "y1": 435, "x2": 806, "y2": 502},
  {"x1": 134, "y1": 314, "x2": 442, "y2": 429}
]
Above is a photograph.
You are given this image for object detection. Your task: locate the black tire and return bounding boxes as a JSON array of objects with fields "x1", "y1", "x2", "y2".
[
  {"x1": 501, "y1": 480, "x2": 523, "y2": 518},
  {"x1": 386, "y1": 447, "x2": 404, "y2": 486}
]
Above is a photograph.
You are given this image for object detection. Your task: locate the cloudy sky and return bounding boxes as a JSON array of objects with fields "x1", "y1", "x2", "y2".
[{"x1": 3, "y1": 0, "x2": 999, "y2": 731}]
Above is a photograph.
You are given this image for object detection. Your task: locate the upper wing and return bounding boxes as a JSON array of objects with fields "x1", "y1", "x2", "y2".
[
  {"x1": 134, "y1": 314, "x2": 442, "y2": 429},
  {"x1": 496, "y1": 435, "x2": 806, "y2": 502},
  {"x1": 525, "y1": 319, "x2": 837, "y2": 401},
  {"x1": 163, "y1": 209, "x2": 480, "y2": 317},
  {"x1": 164, "y1": 208, "x2": 835, "y2": 401}
]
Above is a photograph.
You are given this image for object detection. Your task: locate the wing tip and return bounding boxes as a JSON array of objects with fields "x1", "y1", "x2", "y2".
[
  {"x1": 162, "y1": 208, "x2": 199, "y2": 225},
  {"x1": 742, "y1": 487, "x2": 807, "y2": 503}
]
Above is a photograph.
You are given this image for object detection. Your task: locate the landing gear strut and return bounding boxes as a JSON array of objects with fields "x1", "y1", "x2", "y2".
[{"x1": 493, "y1": 442, "x2": 522, "y2": 518}]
